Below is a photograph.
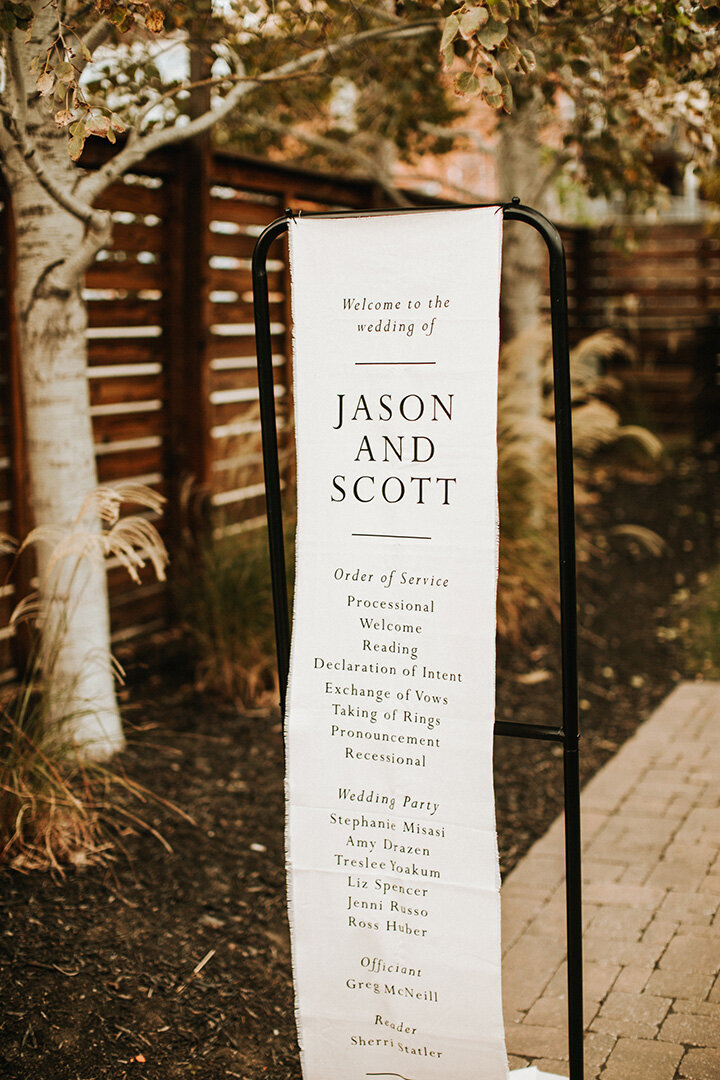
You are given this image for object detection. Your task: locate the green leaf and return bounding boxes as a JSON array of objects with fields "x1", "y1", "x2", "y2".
[
  {"x1": 87, "y1": 114, "x2": 111, "y2": 136},
  {"x1": 56, "y1": 61, "x2": 75, "y2": 83},
  {"x1": 0, "y1": 9, "x2": 16, "y2": 31},
  {"x1": 7, "y1": 2, "x2": 32, "y2": 29},
  {"x1": 68, "y1": 135, "x2": 85, "y2": 162},
  {"x1": 486, "y1": 91, "x2": 503, "y2": 108},
  {"x1": 494, "y1": 0, "x2": 513, "y2": 18},
  {"x1": 107, "y1": 128, "x2": 117, "y2": 144},
  {"x1": 36, "y1": 71, "x2": 54, "y2": 96},
  {"x1": 501, "y1": 82, "x2": 513, "y2": 111},
  {"x1": 504, "y1": 40, "x2": 521, "y2": 66},
  {"x1": 478, "y1": 19, "x2": 509, "y2": 47},
  {"x1": 482, "y1": 73, "x2": 503, "y2": 95},
  {"x1": 460, "y1": 7, "x2": 487, "y2": 37},
  {"x1": 519, "y1": 48, "x2": 536, "y2": 73},
  {"x1": 455, "y1": 70, "x2": 482, "y2": 98},
  {"x1": 440, "y1": 13, "x2": 460, "y2": 53}
]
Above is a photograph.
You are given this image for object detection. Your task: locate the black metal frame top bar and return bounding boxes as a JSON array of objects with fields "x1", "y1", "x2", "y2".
[{"x1": 252, "y1": 200, "x2": 583, "y2": 1080}]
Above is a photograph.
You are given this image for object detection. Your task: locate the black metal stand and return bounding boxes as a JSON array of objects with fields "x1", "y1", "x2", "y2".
[{"x1": 252, "y1": 201, "x2": 583, "y2": 1080}]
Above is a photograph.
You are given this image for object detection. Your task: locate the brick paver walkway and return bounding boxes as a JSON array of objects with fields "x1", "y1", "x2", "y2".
[{"x1": 501, "y1": 681, "x2": 720, "y2": 1080}]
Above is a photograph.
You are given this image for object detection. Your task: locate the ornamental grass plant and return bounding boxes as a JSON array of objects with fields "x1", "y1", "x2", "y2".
[
  {"x1": 173, "y1": 411, "x2": 295, "y2": 709},
  {"x1": 173, "y1": 526, "x2": 286, "y2": 709},
  {"x1": 497, "y1": 324, "x2": 664, "y2": 639},
  {"x1": 0, "y1": 483, "x2": 189, "y2": 871},
  {"x1": 0, "y1": 668, "x2": 189, "y2": 872}
]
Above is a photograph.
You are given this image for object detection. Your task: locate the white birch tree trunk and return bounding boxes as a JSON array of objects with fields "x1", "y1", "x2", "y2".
[
  {"x1": 2, "y1": 15, "x2": 123, "y2": 757},
  {"x1": 11, "y1": 175, "x2": 123, "y2": 756}
]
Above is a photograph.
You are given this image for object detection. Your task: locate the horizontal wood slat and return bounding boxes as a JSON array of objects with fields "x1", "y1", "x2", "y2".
[
  {"x1": 96, "y1": 447, "x2": 165, "y2": 483},
  {"x1": 109, "y1": 221, "x2": 166, "y2": 253},
  {"x1": 87, "y1": 298, "x2": 164, "y2": 328},
  {"x1": 88, "y1": 339, "x2": 165, "y2": 365},
  {"x1": 209, "y1": 197, "x2": 283, "y2": 227},
  {"x1": 95, "y1": 182, "x2": 167, "y2": 216},
  {"x1": 85, "y1": 260, "x2": 165, "y2": 291},
  {"x1": 89, "y1": 373, "x2": 165, "y2": 406}
]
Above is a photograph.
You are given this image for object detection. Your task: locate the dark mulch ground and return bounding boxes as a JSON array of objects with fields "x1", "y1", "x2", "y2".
[{"x1": 0, "y1": 453, "x2": 718, "y2": 1080}]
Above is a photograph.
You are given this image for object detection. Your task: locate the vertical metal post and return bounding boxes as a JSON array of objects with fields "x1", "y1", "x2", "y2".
[
  {"x1": 252, "y1": 218, "x2": 292, "y2": 715},
  {"x1": 252, "y1": 203, "x2": 583, "y2": 1080},
  {"x1": 505, "y1": 200, "x2": 584, "y2": 1080}
]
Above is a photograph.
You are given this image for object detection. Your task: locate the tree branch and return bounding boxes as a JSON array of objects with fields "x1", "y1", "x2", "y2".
[
  {"x1": 77, "y1": 19, "x2": 439, "y2": 204},
  {"x1": 132, "y1": 67, "x2": 320, "y2": 133},
  {"x1": 81, "y1": 16, "x2": 113, "y2": 57},
  {"x1": 7, "y1": 30, "x2": 28, "y2": 131},
  {"x1": 395, "y1": 172, "x2": 495, "y2": 206},
  {"x1": 0, "y1": 111, "x2": 25, "y2": 178},
  {"x1": 51, "y1": 212, "x2": 113, "y2": 292},
  {"x1": 529, "y1": 149, "x2": 572, "y2": 205},
  {"x1": 343, "y1": 1, "x2": 402, "y2": 24},
  {"x1": 1, "y1": 111, "x2": 108, "y2": 230},
  {"x1": 248, "y1": 113, "x2": 412, "y2": 207},
  {"x1": 419, "y1": 121, "x2": 498, "y2": 157}
]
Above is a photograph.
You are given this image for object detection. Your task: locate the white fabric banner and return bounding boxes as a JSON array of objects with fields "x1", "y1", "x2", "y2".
[{"x1": 286, "y1": 207, "x2": 509, "y2": 1080}]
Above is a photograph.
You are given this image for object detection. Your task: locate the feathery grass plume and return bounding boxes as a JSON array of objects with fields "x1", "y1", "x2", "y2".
[
  {"x1": 608, "y1": 524, "x2": 668, "y2": 557},
  {"x1": 10, "y1": 482, "x2": 168, "y2": 669},
  {"x1": 0, "y1": 483, "x2": 181, "y2": 871},
  {"x1": 497, "y1": 324, "x2": 663, "y2": 639},
  {"x1": 20, "y1": 482, "x2": 168, "y2": 587}
]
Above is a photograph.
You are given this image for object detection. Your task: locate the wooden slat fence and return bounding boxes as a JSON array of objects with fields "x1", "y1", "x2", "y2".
[
  {"x1": 1, "y1": 145, "x2": 718, "y2": 674},
  {"x1": 561, "y1": 222, "x2": 720, "y2": 434},
  {"x1": 0, "y1": 147, "x2": 384, "y2": 673}
]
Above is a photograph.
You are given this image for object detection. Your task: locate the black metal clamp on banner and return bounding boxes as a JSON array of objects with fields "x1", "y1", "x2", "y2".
[{"x1": 252, "y1": 201, "x2": 584, "y2": 1080}]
